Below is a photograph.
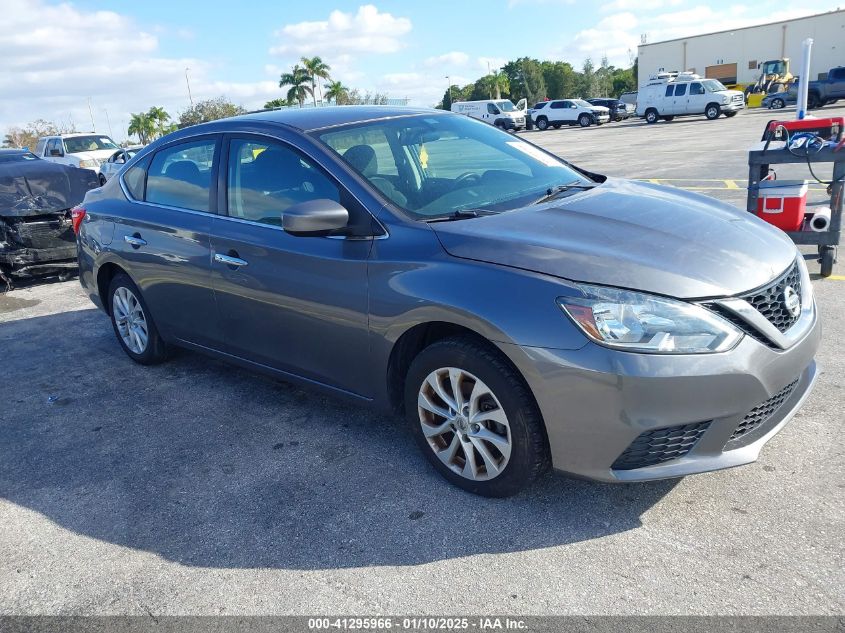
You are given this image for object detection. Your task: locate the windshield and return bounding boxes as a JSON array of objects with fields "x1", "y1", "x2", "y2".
[
  {"x1": 496, "y1": 100, "x2": 516, "y2": 112},
  {"x1": 701, "y1": 79, "x2": 727, "y2": 92},
  {"x1": 63, "y1": 135, "x2": 119, "y2": 154},
  {"x1": 573, "y1": 99, "x2": 593, "y2": 108},
  {"x1": 0, "y1": 151, "x2": 38, "y2": 163},
  {"x1": 317, "y1": 113, "x2": 591, "y2": 220}
]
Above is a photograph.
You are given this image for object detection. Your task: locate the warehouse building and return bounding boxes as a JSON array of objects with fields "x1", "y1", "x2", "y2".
[{"x1": 637, "y1": 9, "x2": 845, "y2": 87}]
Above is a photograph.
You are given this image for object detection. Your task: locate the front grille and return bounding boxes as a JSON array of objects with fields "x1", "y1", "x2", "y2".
[
  {"x1": 612, "y1": 421, "x2": 711, "y2": 470},
  {"x1": 743, "y1": 261, "x2": 802, "y2": 333},
  {"x1": 9, "y1": 216, "x2": 74, "y2": 249},
  {"x1": 727, "y1": 379, "x2": 799, "y2": 446}
]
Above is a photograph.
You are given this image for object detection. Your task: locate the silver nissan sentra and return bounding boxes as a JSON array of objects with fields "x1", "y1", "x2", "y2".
[{"x1": 74, "y1": 106, "x2": 820, "y2": 497}]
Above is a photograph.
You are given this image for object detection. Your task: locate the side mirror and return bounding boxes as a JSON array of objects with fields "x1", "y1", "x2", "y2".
[
  {"x1": 49, "y1": 149, "x2": 63, "y2": 157},
  {"x1": 282, "y1": 199, "x2": 349, "y2": 237}
]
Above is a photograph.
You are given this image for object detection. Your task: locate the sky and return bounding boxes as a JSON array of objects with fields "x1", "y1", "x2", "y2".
[{"x1": 1, "y1": 0, "x2": 840, "y2": 141}]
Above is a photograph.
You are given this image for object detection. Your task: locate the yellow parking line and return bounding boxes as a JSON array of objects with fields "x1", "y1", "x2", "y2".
[
  {"x1": 724, "y1": 180, "x2": 740, "y2": 189},
  {"x1": 826, "y1": 275, "x2": 845, "y2": 281}
]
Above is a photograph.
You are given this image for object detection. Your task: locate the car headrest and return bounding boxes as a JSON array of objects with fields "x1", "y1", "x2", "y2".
[
  {"x1": 343, "y1": 145, "x2": 377, "y2": 177},
  {"x1": 165, "y1": 160, "x2": 201, "y2": 182}
]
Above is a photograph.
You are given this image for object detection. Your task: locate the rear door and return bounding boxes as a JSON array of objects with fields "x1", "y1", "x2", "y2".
[
  {"x1": 209, "y1": 134, "x2": 373, "y2": 397},
  {"x1": 549, "y1": 100, "x2": 571, "y2": 123},
  {"x1": 116, "y1": 136, "x2": 220, "y2": 347}
]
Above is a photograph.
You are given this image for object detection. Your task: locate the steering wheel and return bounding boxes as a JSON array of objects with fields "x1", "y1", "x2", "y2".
[{"x1": 453, "y1": 172, "x2": 481, "y2": 188}]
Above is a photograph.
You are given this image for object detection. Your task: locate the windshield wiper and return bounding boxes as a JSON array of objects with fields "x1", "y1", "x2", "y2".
[
  {"x1": 424, "y1": 209, "x2": 489, "y2": 223},
  {"x1": 532, "y1": 181, "x2": 596, "y2": 205}
]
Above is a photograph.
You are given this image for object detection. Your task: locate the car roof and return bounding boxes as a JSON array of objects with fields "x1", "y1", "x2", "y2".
[
  {"x1": 230, "y1": 106, "x2": 442, "y2": 132},
  {"x1": 0, "y1": 148, "x2": 29, "y2": 154}
]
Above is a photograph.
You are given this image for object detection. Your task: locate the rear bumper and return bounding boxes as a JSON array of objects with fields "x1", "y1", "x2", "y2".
[{"x1": 500, "y1": 303, "x2": 820, "y2": 483}]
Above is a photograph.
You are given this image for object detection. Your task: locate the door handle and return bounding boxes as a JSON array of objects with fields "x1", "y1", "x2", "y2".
[
  {"x1": 124, "y1": 234, "x2": 147, "y2": 248},
  {"x1": 214, "y1": 252, "x2": 248, "y2": 267}
]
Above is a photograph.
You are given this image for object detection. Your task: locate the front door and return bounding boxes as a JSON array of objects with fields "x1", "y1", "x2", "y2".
[
  {"x1": 687, "y1": 81, "x2": 708, "y2": 113},
  {"x1": 210, "y1": 135, "x2": 372, "y2": 397}
]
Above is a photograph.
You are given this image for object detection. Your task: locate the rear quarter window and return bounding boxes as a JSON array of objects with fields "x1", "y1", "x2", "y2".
[{"x1": 122, "y1": 155, "x2": 150, "y2": 200}]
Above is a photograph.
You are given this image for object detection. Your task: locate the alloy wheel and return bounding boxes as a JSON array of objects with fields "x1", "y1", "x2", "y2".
[
  {"x1": 113, "y1": 286, "x2": 149, "y2": 354},
  {"x1": 417, "y1": 367, "x2": 512, "y2": 481}
]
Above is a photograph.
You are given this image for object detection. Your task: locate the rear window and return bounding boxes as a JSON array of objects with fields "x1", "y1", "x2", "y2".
[{"x1": 665, "y1": 85, "x2": 674, "y2": 97}]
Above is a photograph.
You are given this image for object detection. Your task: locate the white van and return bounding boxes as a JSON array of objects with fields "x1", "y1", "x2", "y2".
[
  {"x1": 450, "y1": 99, "x2": 527, "y2": 131},
  {"x1": 636, "y1": 72, "x2": 745, "y2": 123}
]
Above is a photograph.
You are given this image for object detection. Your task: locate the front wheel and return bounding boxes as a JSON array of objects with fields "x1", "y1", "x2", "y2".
[
  {"x1": 705, "y1": 104, "x2": 721, "y2": 120},
  {"x1": 578, "y1": 114, "x2": 591, "y2": 127},
  {"x1": 772, "y1": 98, "x2": 785, "y2": 109},
  {"x1": 404, "y1": 337, "x2": 550, "y2": 497},
  {"x1": 645, "y1": 109, "x2": 659, "y2": 124},
  {"x1": 108, "y1": 273, "x2": 169, "y2": 365}
]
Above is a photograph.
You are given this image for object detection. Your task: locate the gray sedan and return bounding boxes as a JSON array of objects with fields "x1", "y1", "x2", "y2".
[
  {"x1": 98, "y1": 146, "x2": 143, "y2": 184},
  {"x1": 73, "y1": 107, "x2": 819, "y2": 496}
]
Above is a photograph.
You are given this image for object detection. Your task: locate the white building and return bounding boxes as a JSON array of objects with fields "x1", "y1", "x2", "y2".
[{"x1": 637, "y1": 9, "x2": 845, "y2": 87}]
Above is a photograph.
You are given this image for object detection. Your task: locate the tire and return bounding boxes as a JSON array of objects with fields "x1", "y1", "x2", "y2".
[
  {"x1": 578, "y1": 114, "x2": 591, "y2": 127},
  {"x1": 98, "y1": 174, "x2": 107, "y2": 186},
  {"x1": 772, "y1": 98, "x2": 785, "y2": 109},
  {"x1": 404, "y1": 337, "x2": 550, "y2": 497},
  {"x1": 645, "y1": 109, "x2": 659, "y2": 124},
  {"x1": 494, "y1": 121, "x2": 506, "y2": 131},
  {"x1": 552, "y1": 123, "x2": 562, "y2": 129},
  {"x1": 108, "y1": 273, "x2": 169, "y2": 365},
  {"x1": 808, "y1": 93, "x2": 822, "y2": 109},
  {"x1": 535, "y1": 116, "x2": 549, "y2": 131},
  {"x1": 661, "y1": 115, "x2": 675, "y2": 121},
  {"x1": 724, "y1": 111, "x2": 738, "y2": 118},
  {"x1": 820, "y1": 246, "x2": 837, "y2": 278},
  {"x1": 705, "y1": 103, "x2": 721, "y2": 120}
]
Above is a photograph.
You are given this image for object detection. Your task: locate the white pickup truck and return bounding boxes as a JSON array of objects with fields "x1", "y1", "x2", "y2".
[{"x1": 34, "y1": 133, "x2": 121, "y2": 185}]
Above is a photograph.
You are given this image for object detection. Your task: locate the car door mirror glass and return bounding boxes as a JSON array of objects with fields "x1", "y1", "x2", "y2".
[{"x1": 282, "y1": 199, "x2": 349, "y2": 236}]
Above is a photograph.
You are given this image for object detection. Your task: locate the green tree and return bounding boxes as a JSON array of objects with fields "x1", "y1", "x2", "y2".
[
  {"x1": 300, "y1": 56, "x2": 332, "y2": 106},
  {"x1": 502, "y1": 58, "x2": 546, "y2": 104},
  {"x1": 178, "y1": 97, "x2": 247, "y2": 127},
  {"x1": 146, "y1": 106, "x2": 172, "y2": 139},
  {"x1": 541, "y1": 61, "x2": 577, "y2": 99},
  {"x1": 128, "y1": 112, "x2": 155, "y2": 144},
  {"x1": 324, "y1": 80, "x2": 350, "y2": 105},
  {"x1": 2, "y1": 119, "x2": 68, "y2": 151},
  {"x1": 279, "y1": 64, "x2": 313, "y2": 108},
  {"x1": 264, "y1": 97, "x2": 293, "y2": 109}
]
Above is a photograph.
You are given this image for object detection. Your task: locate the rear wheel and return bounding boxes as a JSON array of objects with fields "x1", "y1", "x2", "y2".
[
  {"x1": 404, "y1": 337, "x2": 550, "y2": 497},
  {"x1": 578, "y1": 114, "x2": 591, "y2": 127},
  {"x1": 645, "y1": 109, "x2": 659, "y2": 124},
  {"x1": 724, "y1": 111, "x2": 738, "y2": 118},
  {"x1": 771, "y1": 98, "x2": 785, "y2": 109},
  {"x1": 108, "y1": 273, "x2": 168, "y2": 365},
  {"x1": 820, "y1": 246, "x2": 837, "y2": 278},
  {"x1": 535, "y1": 116, "x2": 549, "y2": 131},
  {"x1": 705, "y1": 103, "x2": 721, "y2": 120},
  {"x1": 661, "y1": 115, "x2": 675, "y2": 121},
  {"x1": 808, "y1": 93, "x2": 822, "y2": 109}
]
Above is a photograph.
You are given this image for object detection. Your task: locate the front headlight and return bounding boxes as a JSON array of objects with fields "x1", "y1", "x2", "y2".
[
  {"x1": 79, "y1": 159, "x2": 99, "y2": 169},
  {"x1": 558, "y1": 285, "x2": 742, "y2": 354}
]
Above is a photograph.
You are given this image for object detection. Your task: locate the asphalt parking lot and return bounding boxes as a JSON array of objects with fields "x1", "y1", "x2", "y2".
[{"x1": 1, "y1": 106, "x2": 843, "y2": 616}]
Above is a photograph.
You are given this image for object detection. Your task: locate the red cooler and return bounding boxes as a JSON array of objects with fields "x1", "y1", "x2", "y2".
[{"x1": 755, "y1": 180, "x2": 808, "y2": 232}]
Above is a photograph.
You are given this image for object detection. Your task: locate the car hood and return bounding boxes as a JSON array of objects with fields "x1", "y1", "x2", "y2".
[
  {"x1": 69, "y1": 149, "x2": 116, "y2": 163},
  {"x1": 430, "y1": 179, "x2": 797, "y2": 299},
  {"x1": 0, "y1": 160, "x2": 99, "y2": 217},
  {"x1": 590, "y1": 106, "x2": 610, "y2": 113}
]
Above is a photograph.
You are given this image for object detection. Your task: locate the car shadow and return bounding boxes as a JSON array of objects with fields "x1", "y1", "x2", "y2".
[{"x1": 0, "y1": 309, "x2": 678, "y2": 570}]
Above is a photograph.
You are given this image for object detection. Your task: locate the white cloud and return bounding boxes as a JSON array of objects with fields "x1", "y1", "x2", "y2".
[
  {"x1": 423, "y1": 51, "x2": 470, "y2": 68},
  {"x1": 0, "y1": 0, "x2": 279, "y2": 139},
  {"x1": 270, "y1": 5, "x2": 412, "y2": 57},
  {"x1": 601, "y1": 0, "x2": 681, "y2": 12},
  {"x1": 507, "y1": 0, "x2": 574, "y2": 7}
]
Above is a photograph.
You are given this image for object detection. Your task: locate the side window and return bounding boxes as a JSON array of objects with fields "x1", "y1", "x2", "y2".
[
  {"x1": 690, "y1": 82, "x2": 704, "y2": 95},
  {"x1": 123, "y1": 155, "x2": 150, "y2": 200},
  {"x1": 665, "y1": 85, "x2": 675, "y2": 97},
  {"x1": 487, "y1": 103, "x2": 500, "y2": 115},
  {"x1": 227, "y1": 138, "x2": 340, "y2": 227},
  {"x1": 831, "y1": 68, "x2": 844, "y2": 80},
  {"x1": 146, "y1": 139, "x2": 216, "y2": 212},
  {"x1": 550, "y1": 101, "x2": 566, "y2": 109},
  {"x1": 674, "y1": 83, "x2": 687, "y2": 96},
  {"x1": 47, "y1": 139, "x2": 62, "y2": 155},
  {"x1": 35, "y1": 139, "x2": 46, "y2": 156}
]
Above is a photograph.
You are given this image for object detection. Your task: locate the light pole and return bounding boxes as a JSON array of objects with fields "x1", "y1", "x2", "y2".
[
  {"x1": 445, "y1": 75, "x2": 453, "y2": 107},
  {"x1": 185, "y1": 67, "x2": 194, "y2": 107},
  {"x1": 103, "y1": 108, "x2": 113, "y2": 138}
]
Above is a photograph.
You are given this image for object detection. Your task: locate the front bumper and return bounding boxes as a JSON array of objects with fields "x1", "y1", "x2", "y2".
[
  {"x1": 723, "y1": 101, "x2": 746, "y2": 112},
  {"x1": 500, "y1": 303, "x2": 820, "y2": 482},
  {"x1": 594, "y1": 114, "x2": 611, "y2": 124}
]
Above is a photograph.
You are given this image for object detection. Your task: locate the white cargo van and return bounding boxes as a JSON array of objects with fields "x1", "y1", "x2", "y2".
[
  {"x1": 450, "y1": 99, "x2": 527, "y2": 131},
  {"x1": 636, "y1": 72, "x2": 745, "y2": 123}
]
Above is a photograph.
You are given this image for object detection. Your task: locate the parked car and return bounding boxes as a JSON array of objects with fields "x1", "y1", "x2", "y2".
[
  {"x1": 618, "y1": 91, "x2": 638, "y2": 106},
  {"x1": 76, "y1": 106, "x2": 819, "y2": 497},
  {"x1": 761, "y1": 87, "x2": 797, "y2": 109},
  {"x1": 99, "y1": 146, "x2": 144, "y2": 182},
  {"x1": 0, "y1": 148, "x2": 98, "y2": 285},
  {"x1": 586, "y1": 98, "x2": 633, "y2": 121},
  {"x1": 451, "y1": 99, "x2": 527, "y2": 131},
  {"x1": 529, "y1": 99, "x2": 610, "y2": 130},
  {"x1": 806, "y1": 66, "x2": 845, "y2": 108},
  {"x1": 637, "y1": 72, "x2": 745, "y2": 123},
  {"x1": 35, "y1": 133, "x2": 121, "y2": 186}
]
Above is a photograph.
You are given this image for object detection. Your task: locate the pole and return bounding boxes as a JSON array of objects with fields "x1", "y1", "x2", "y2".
[
  {"x1": 445, "y1": 75, "x2": 452, "y2": 107},
  {"x1": 87, "y1": 97, "x2": 96, "y2": 132},
  {"x1": 185, "y1": 67, "x2": 194, "y2": 107},
  {"x1": 796, "y1": 38, "x2": 813, "y2": 120},
  {"x1": 103, "y1": 109, "x2": 113, "y2": 138}
]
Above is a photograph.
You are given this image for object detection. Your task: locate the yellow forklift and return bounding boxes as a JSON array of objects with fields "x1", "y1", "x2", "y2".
[{"x1": 744, "y1": 59, "x2": 794, "y2": 98}]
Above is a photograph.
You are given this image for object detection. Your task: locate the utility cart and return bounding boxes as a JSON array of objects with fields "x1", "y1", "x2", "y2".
[{"x1": 747, "y1": 145, "x2": 844, "y2": 277}]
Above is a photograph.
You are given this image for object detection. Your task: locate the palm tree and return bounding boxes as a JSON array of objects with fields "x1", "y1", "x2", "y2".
[
  {"x1": 324, "y1": 80, "x2": 350, "y2": 105},
  {"x1": 146, "y1": 106, "x2": 171, "y2": 139},
  {"x1": 490, "y1": 70, "x2": 509, "y2": 100},
  {"x1": 279, "y1": 65, "x2": 313, "y2": 108},
  {"x1": 127, "y1": 112, "x2": 154, "y2": 144},
  {"x1": 300, "y1": 56, "x2": 331, "y2": 106}
]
